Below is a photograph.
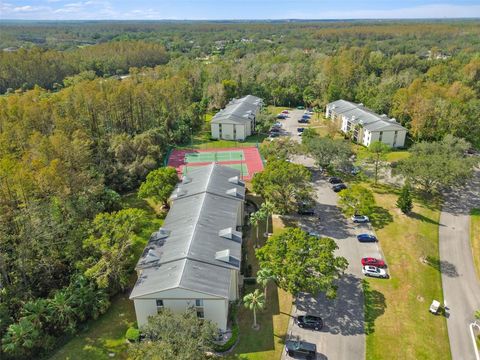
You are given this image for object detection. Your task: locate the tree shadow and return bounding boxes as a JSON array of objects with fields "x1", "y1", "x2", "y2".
[
  {"x1": 425, "y1": 255, "x2": 459, "y2": 277},
  {"x1": 370, "y1": 206, "x2": 393, "y2": 229},
  {"x1": 362, "y1": 280, "x2": 386, "y2": 335},
  {"x1": 295, "y1": 274, "x2": 365, "y2": 336},
  {"x1": 409, "y1": 212, "x2": 442, "y2": 226}
]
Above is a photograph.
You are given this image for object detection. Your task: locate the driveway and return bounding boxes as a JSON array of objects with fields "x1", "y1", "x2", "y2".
[
  {"x1": 280, "y1": 109, "x2": 371, "y2": 360},
  {"x1": 440, "y1": 169, "x2": 480, "y2": 360}
]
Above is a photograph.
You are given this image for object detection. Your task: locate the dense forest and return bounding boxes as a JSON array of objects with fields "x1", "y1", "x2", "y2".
[{"x1": 0, "y1": 20, "x2": 480, "y2": 359}]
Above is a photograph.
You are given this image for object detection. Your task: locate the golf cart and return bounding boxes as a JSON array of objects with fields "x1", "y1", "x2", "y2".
[{"x1": 429, "y1": 300, "x2": 441, "y2": 314}]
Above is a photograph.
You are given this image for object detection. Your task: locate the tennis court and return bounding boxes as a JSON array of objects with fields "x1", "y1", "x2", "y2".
[
  {"x1": 185, "y1": 150, "x2": 244, "y2": 163},
  {"x1": 183, "y1": 163, "x2": 248, "y2": 176},
  {"x1": 167, "y1": 147, "x2": 264, "y2": 181}
]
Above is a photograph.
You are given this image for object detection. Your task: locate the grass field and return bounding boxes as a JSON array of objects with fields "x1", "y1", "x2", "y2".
[
  {"x1": 49, "y1": 194, "x2": 163, "y2": 360},
  {"x1": 228, "y1": 197, "x2": 292, "y2": 360},
  {"x1": 365, "y1": 186, "x2": 450, "y2": 360},
  {"x1": 178, "y1": 133, "x2": 266, "y2": 150},
  {"x1": 49, "y1": 293, "x2": 136, "y2": 360},
  {"x1": 470, "y1": 209, "x2": 480, "y2": 280}
]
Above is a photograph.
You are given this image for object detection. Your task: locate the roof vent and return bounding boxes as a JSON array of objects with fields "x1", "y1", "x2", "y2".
[
  {"x1": 228, "y1": 176, "x2": 244, "y2": 186},
  {"x1": 219, "y1": 227, "x2": 242, "y2": 242},
  {"x1": 358, "y1": 103, "x2": 364, "y2": 106},
  {"x1": 226, "y1": 188, "x2": 244, "y2": 199},
  {"x1": 215, "y1": 249, "x2": 230, "y2": 262},
  {"x1": 381, "y1": 114, "x2": 388, "y2": 118},
  {"x1": 215, "y1": 249, "x2": 240, "y2": 267}
]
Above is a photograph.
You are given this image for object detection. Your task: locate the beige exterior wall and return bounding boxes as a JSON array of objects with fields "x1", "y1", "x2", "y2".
[
  {"x1": 211, "y1": 123, "x2": 220, "y2": 139},
  {"x1": 367, "y1": 129, "x2": 406, "y2": 148},
  {"x1": 133, "y1": 287, "x2": 229, "y2": 331},
  {"x1": 229, "y1": 269, "x2": 239, "y2": 300},
  {"x1": 211, "y1": 122, "x2": 251, "y2": 141}
]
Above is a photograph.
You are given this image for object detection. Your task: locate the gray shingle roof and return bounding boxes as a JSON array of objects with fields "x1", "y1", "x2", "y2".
[
  {"x1": 211, "y1": 95, "x2": 263, "y2": 125},
  {"x1": 327, "y1": 100, "x2": 407, "y2": 132},
  {"x1": 130, "y1": 164, "x2": 243, "y2": 300}
]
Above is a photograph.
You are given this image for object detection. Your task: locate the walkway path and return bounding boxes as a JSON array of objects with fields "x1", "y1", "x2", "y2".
[{"x1": 440, "y1": 169, "x2": 480, "y2": 360}]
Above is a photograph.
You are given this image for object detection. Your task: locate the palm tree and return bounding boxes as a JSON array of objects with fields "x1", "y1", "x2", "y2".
[
  {"x1": 260, "y1": 201, "x2": 276, "y2": 237},
  {"x1": 249, "y1": 211, "x2": 262, "y2": 248},
  {"x1": 243, "y1": 289, "x2": 265, "y2": 330},
  {"x1": 256, "y1": 267, "x2": 275, "y2": 298}
]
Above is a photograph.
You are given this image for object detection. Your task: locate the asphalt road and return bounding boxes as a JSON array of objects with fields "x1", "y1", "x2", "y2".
[
  {"x1": 279, "y1": 110, "x2": 376, "y2": 360},
  {"x1": 440, "y1": 169, "x2": 480, "y2": 360}
]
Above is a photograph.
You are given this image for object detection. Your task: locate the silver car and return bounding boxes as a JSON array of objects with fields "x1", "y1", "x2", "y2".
[{"x1": 362, "y1": 266, "x2": 388, "y2": 278}]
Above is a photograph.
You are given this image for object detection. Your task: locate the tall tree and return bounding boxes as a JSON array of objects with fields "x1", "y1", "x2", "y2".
[
  {"x1": 256, "y1": 267, "x2": 275, "y2": 298},
  {"x1": 397, "y1": 136, "x2": 477, "y2": 194},
  {"x1": 249, "y1": 211, "x2": 262, "y2": 248},
  {"x1": 82, "y1": 208, "x2": 147, "y2": 291},
  {"x1": 243, "y1": 289, "x2": 265, "y2": 330},
  {"x1": 367, "y1": 141, "x2": 390, "y2": 184},
  {"x1": 396, "y1": 184, "x2": 413, "y2": 214},
  {"x1": 259, "y1": 201, "x2": 276, "y2": 236},
  {"x1": 138, "y1": 167, "x2": 179, "y2": 208},
  {"x1": 128, "y1": 309, "x2": 216, "y2": 360},
  {"x1": 256, "y1": 228, "x2": 348, "y2": 298},
  {"x1": 338, "y1": 185, "x2": 376, "y2": 217},
  {"x1": 252, "y1": 160, "x2": 313, "y2": 214}
]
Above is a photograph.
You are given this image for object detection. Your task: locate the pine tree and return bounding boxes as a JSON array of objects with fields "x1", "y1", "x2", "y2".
[{"x1": 397, "y1": 184, "x2": 413, "y2": 214}]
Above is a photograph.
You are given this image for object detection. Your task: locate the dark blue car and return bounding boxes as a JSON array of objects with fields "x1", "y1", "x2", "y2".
[{"x1": 357, "y1": 234, "x2": 377, "y2": 242}]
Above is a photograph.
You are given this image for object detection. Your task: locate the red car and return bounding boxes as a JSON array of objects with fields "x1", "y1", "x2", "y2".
[
  {"x1": 282, "y1": 110, "x2": 289, "y2": 114},
  {"x1": 361, "y1": 257, "x2": 386, "y2": 268}
]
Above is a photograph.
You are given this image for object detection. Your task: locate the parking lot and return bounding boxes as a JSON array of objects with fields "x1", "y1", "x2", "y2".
[{"x1": 278, "y1": 109, "x2": 385, "y2": 360}]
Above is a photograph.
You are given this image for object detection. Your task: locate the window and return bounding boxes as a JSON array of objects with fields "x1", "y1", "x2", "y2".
[
  {"x1": 379, "y1": 131, "x2": 383, "y2": 142},
  {"x1": 393, "y1": 131, "x2": 398, "y2": 146},
  {"x1": 156, "y1": 299, "x2": 164, "y2": 312},
  {"x1": 233, "y1": 125, "x2": 237, "y2": 140},
  {"x1": 219, "y1": 124, "x2": 222, "y2": 137},
  {"x1": 195, "y1": 299, "x2": 204, "y2": 319}
]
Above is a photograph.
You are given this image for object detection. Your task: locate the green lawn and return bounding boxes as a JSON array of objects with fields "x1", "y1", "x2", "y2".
[
  {"x1": 365, "y1": 186, "x2": 450, "y2": 360},
  {"x1": 177, "y1": 133, "x2": 266, "y2": 150},
  {"x1": 470, "y1": 209, "x2": 480, "y2": 280},
  {"x1": 49, "y1": 293, "x2": 136, "y2": 360},
  {"x1": 228, "y1": 198, "x2": 292, "y2": 360},
  {"x1": 49, "y1": 194, "x2": 163, "y2": 360},
  {"x1": 385, "y1": 151, "x2": 410, "y2": 162}
]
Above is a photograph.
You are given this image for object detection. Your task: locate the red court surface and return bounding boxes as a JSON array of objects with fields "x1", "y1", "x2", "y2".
[{"x1": 167, "y1": 147, "x2": 264, "y2": 181}]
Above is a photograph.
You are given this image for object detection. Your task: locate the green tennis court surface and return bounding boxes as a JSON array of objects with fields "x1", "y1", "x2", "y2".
[
  {"x1": 185, "y1": 150, "x2": 244, "y2": 163},
  {"x1": 183, "y1": 163, "x2": 248, "y2": 176}
]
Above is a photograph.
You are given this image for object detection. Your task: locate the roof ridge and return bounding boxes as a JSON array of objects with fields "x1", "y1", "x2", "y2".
[{"x1": 184, "y1": 164, "x2": 216, "y2": 260}]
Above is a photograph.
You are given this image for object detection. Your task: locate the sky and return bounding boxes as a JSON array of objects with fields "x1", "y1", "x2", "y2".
[{"x1": 1, "y1": 0, "x2": 480, "y2": 20}]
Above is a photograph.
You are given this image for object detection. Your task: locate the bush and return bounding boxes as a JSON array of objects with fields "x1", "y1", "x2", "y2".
[
  {"x1": 125, "y1": 327, "x2": 140, "y2": 342},
  {"x1": 213, "y1": 306, "x2": 239, "y2": 353}
]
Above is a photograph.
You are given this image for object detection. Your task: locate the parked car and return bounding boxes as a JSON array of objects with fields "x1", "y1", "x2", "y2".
[
  {"x1": 295, "y1": 315, "x2": 324, "y2": 330},
  {"x1": 269, "y1": 127, "x2": 281, "y2": 133},
  {"x1": 351, "y1": 166, "x2": 361, "y2": 175},
  {"x1": 285, "y1": 340, "x2": 316, "y2": 360},
  {"x1": 298, "y1": 207, "x2": 315, "y2": 215},
  {"x1": 297, "y1": 127, "x2": 305, "y2": 133},
  {"x1": 282, "y1": 110, "x2": 289, "y2": 114},
  {"x1": 362, "y1": 265, "x2": 388, "y2": 278},
  {"x1": 351, "y1": 215, "x2": 369, "y2": 223},
  {"x1": 361, "y1": 257, "x2": 386, "y2": 267},
  {"x1": 328, "y1": 177, "x2": 343, "y2": 184},
  {"x1": 298, "y1": 118, "x2": 309, "y2": 123},
  {"x1": 302, "y1": 114, "x2": 311, "y2": 119},
  {"x1": 332, "y1": 183, "x2": 347, "y2": 192},
  {"x1": 297, "y1": 105, "x2": 305, "y2": 110},
  {"x1": 357, "y1": 234, "x2": 377, "y2": 242},
  {"x1": 277, "y1": 114, "x2": 287, "y2": 119}
]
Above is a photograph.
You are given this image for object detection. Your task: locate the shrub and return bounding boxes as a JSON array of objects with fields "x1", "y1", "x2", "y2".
[
  {"x1": 213, "y1": 306, "x2": 239, "y2": 353},
  {"x1": 125, "y1": 327, "x2": 140, "y2": 342}
]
